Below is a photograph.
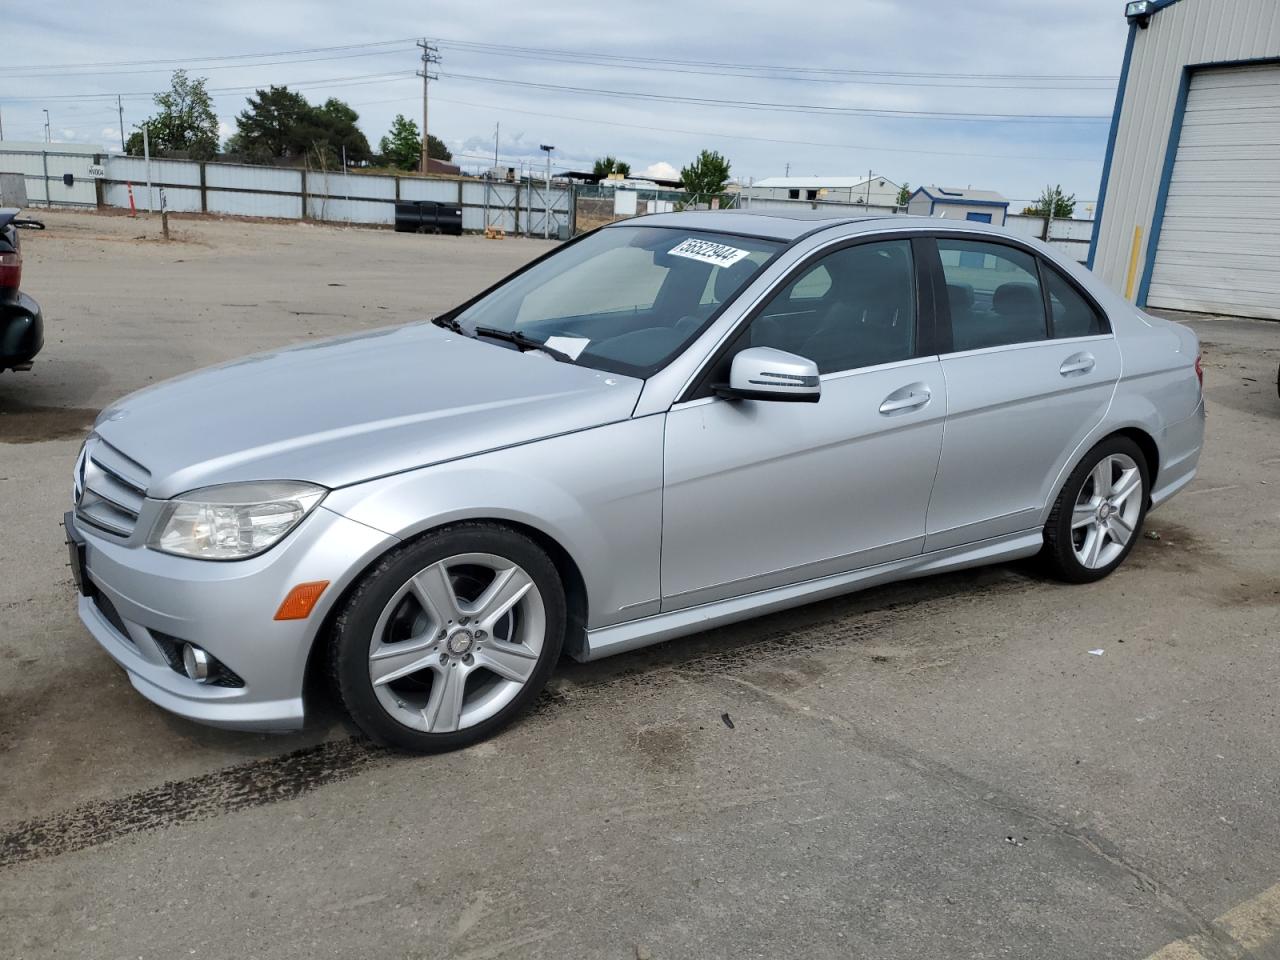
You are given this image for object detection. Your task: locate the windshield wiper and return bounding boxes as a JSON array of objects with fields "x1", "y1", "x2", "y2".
[
  {"x1": 473, "y1": 325, "x2": 574, "y2": 363},
  {"x1": 432, "y1": 316, "x2": 465, "y2": 333}
]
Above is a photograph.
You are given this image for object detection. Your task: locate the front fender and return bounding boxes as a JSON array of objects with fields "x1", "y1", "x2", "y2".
[{"x1": 322, "y1": 416, "x2": 666, "y2": 630}]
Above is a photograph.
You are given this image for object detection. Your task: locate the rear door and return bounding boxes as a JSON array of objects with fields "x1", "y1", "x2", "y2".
[
  {"x1": 661, "y1": 237, "x2": 947, "y2": 610},
  {"x1": 925, "y1": 236, "x2": 1120, "y2": 551}
]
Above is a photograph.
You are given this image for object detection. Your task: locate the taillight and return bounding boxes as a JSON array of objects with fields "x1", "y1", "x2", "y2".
[
  {"x1": 0, "y1": 250, "x2": 20, "y2": 290},
  {"x1": 1194, "y1": 355, "x2": 1204, "y2": 389}
]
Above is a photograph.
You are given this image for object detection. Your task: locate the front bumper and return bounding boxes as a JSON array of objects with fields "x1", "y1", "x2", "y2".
[{"x1": 69, "y1": 505, "x2": 396, "y2": 731}]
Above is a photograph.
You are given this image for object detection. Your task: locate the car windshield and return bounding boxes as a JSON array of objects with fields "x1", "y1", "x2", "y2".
[{"x1": 447, "y1": 225, "x2": 782, "y2": 378}]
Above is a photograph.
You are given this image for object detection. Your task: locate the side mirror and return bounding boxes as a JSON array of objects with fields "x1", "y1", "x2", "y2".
[{"x1": 714, "y1": 346, "x2": 821, "y2": 403}]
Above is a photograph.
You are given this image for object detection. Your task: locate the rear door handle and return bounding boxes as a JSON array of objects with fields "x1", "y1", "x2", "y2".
[
  {"x1": 879, "y1": 384, "x2": 932, "y2": 415},
  {"x1": 1059, "y1": 352, "x2": 1096, "y2": 376}
]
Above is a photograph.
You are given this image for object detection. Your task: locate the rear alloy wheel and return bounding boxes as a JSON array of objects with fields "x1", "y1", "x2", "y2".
[
  {"x1": 1043, "y1": 437, "x2": 1150, "y2": 583},
  {"x1": 331, "y1": 523, "x2": 565, "y2": 752}
]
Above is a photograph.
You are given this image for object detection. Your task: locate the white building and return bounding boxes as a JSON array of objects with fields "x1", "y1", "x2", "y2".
[
  {"x1": 744, "y1": 175, "x2": 900, "y2": 206},
  {"x1": 1090, "y1": 0, "x2": 1280, "y2": 320},
  {"x1": 906, "y1": 186, "x2": 1009, "y2": 226}
]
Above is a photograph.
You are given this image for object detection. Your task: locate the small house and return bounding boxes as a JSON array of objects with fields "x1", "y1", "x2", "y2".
[{"x1": 907, "y1": 187, "x2": 1009, "y2": 226}]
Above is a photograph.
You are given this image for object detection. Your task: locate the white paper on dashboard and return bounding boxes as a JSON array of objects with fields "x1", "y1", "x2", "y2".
[
  {"x1": 668, "y1": 237, "x2": 751, "y2": 268},
  {"x1": 544, "y1": 336, "x2": 591, "y2": 359}
]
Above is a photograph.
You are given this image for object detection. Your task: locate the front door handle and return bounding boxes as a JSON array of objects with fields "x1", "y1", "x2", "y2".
[
  {"x1": 1059, "y1": 352, "x2": 1096, "y2": 376},
  {"x1": 879, "y1": 384, "x2": 932, "y2": 415}
]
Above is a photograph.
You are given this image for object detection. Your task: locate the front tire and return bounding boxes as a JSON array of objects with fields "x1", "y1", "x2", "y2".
[
  {"x1": 1042, "y1": 436, "x2": 1150, "y2": 584},
  {"x1": 330, "y1": 522, "x2": 566, "y2": 753}
]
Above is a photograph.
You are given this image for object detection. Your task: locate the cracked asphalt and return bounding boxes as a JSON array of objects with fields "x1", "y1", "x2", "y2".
[{"x1": 2, "y1": 210, "x2": 1279, "y2": 960}]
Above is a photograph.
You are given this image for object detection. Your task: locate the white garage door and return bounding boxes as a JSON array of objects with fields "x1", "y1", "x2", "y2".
[{"x1": 1147, "y1": 63, "x2": 1280, "y2": 320}]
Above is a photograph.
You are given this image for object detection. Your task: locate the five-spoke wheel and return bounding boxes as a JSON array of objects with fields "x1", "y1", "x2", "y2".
[
  {"x1": 331, "y1": 523, "x2": 565, "y2": 752},
  {"x1": 1043, "y1": 436, "x2": 1150, "y2": 583}
]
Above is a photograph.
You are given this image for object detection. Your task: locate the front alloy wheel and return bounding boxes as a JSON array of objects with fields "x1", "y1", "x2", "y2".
[{"x1": 331, "y1": 523, "x2": 565, "y2": 752}]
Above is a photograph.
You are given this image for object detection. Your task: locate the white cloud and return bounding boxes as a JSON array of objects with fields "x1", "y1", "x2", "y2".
[
  {"x1": 640, "y1": 161, "x2": 678, "y2": 181},
  {"x1": 5, "y1": 0, "x2": 1128, "y2": 200}
]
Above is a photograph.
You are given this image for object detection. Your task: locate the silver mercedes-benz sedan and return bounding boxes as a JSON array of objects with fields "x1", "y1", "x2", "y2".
[{"x1": 66, "y1": 211, "x2": 1205, "y2": 751}]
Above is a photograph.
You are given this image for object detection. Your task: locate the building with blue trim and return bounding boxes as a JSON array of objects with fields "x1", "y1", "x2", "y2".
[
  {"x1": 1091, "y1": 0, "x2": 1280, "y2": 320},
  {"x1": 906, "y1": 186, "x2": 1009, "y2": 226}
]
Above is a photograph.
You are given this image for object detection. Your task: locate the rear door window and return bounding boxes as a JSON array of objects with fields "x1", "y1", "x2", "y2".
[
  {"x1": 1042, "y1": 264, "x2": 1108, "y2": 338},
  {"x1": 936, "y1": 239, "x2": 1048, "y2": 351}
]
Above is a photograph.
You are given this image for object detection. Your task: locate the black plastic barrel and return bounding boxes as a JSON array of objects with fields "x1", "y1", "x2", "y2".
[
  {"x1": 393, "y1": 200, "x2": 435, "y2": 233},
  {"x1": 433, "y1": 203, "x2": 462, "y2": 236},
  {"x1": 394, "y1": 200, "x2": 462, "y2": 235}
]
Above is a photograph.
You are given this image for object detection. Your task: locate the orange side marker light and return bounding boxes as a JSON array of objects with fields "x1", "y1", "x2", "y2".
[{"x1": 274, "y1": 580, "x2": 330, "y2": 621}]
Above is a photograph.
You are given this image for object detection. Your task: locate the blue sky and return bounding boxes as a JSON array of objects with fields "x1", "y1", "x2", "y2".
[{"x1": 2, "y1": 0, "x2": 1130, "y2": 210}]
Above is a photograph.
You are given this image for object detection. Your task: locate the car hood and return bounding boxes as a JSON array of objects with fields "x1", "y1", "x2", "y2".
[{"x1": 94, "y1": 323, "x2": 642, "y2": 499}]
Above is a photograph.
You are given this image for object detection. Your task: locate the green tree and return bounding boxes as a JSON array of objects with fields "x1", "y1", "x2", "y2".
[
  {"x1": 680, "y1": 149, "x2": 731, "y2": 203},
  {"x1": 378, "y1": 115, "x2": 451, "y2": 170},
  {"x1": 231, "y1": 86, "x2": 311, "y2": 161},
  {"x1": 1023, "y1": 183, "x2": 1077, "y2": 219},
  {"x1": 592, "y1": 155, "x2": 631, "y2": 178},
  {"x1": 126, "y1": 70, "x2": 219, "y2": 160},
  {"x1": 895, "y1": 182, "x2": 912, "y2": 207},
  {"x1": 298, "y1": 97, "x2": 371, "y2": 165},
  {"x1": 379, "y1": 115, "x2": 421, "y2": 169},
  {"x1": 230, "y1": 87, "x2": 373, "y2": 165}
]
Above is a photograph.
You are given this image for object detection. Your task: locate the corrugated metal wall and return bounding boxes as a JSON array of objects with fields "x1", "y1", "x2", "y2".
[
  {"x1": 0, "y1": 144, "x2": 100, "y2": 206},
  {"x1": 1145, "y1": 63, "x2": 1280, "y2": 319},
  {"x1": 1092, "y1": 0, "x2": 1280, "y2": 297}
]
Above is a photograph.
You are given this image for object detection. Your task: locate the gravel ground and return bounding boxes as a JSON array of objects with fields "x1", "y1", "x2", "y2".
[{"x1": 1, "y1": 209, "x2": 1278, "y2": 960}]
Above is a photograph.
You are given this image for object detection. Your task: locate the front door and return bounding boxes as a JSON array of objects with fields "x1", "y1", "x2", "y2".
[
  {"x1": 661, "y1": 238, "x2": 947, "y2": 611},
  {"x1": 925, "y1": 237, "x2": 1122, "y2": 550}
]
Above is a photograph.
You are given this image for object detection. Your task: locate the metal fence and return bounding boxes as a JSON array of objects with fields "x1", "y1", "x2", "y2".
[
  {"x1": 0, "y1": 146, "x2": 101, "y2": 207},
  {"x1": 0, "y1": 147, "x2": 574, "y2": 235},
  {"x1": 737, "y1": 194, "x2": 901, "y2": 217},
  {"x1": 1004, "y1": 214, "x2": 1093, "y2": 264},
  {"x1": 0, "y1": 146, "x2": 1094, "y2": 260}
]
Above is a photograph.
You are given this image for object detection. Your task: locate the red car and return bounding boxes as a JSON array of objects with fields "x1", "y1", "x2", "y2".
[{"x1": 0, "y1": 207, "x2": 44, "y2": 373}]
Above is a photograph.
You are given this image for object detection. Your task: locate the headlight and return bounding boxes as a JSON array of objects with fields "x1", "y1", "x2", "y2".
[{"x1": 148, "y1": 481, "x2": 326, "y2": 560}]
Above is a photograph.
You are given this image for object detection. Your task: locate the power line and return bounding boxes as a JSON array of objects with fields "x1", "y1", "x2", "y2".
[
  {"x1": 417, "y1": 95, "x2": 1104, "y2": 163},
  {"x1": 0, "y1": 46, "x2": 418, "y2": 81},
  {"x1": 437, "y1": 72, "x2": 1112, "y2": 123},
  {"x1": 0, "y1": 70, "x2": 417, "y2": 103},
  {"x1": 433, "y1": 40, "x2": 1117, "y2": 91},
  {"x1": 0, "y1": 33, "x2": 1116, "y2": 85},
  {"x1": 0, "y1": 38, "x2": 420, "y2": 75},
  {"x1": 432, "y1": 37, "x2": 1118, "y2": 83}
]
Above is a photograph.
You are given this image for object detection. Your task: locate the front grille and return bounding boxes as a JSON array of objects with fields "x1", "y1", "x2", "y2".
[{"x1": 75, "y1": 438, "x2": 150, "y2": 538}]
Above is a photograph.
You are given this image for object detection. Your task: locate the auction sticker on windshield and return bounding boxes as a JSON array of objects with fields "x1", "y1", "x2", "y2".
[{"x1": 668, "y1": 238, "x2": 751, "y2": 268}]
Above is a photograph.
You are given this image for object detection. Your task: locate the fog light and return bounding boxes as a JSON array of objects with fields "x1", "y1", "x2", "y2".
[{"x1": 182, "y1": 643, "x2": 212, "y2": 683}]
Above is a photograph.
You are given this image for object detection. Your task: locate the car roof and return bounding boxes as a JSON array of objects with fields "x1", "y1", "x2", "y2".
[
  {"x1": 609, "y1": 209, "x2": 1018, "y2": 243},
  {"x1": 614, "y1": 209, "x2": 891, "y2": 241}
]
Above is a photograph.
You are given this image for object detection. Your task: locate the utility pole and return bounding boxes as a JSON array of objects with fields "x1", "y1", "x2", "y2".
[
  {"x1": 43, "y1": 109, "x2": 51, "y2": 143},
  {"x1": 142, "y1": 124, "x2": 153, "y2": 212},
  {"x1": 785, "y1": 162, "x2": 790, "y2": 177},
  {"x1": 493, "y1": 122, "x2": 499, "y2": 171},
  {"x1": 416, "y1": 39, "x2": 440, "y2": 174},
  {"x1": 117, "y1": 95, "x2": 125, "y2": 152},
  {"x1": 0, "y1": 105, "x2": 5, "y2": 141},
  {"x1": 540, "y1": 144, "x2": 554, "y2": 240}
]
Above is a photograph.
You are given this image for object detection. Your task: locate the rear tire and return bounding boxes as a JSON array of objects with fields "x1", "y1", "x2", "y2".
[
  {"x1": 1042, "y1": 436, "x2": 1150, "y2": 584},
  {"x1": 329, "y1": 522, "x2": 565, "y2": 753}
]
